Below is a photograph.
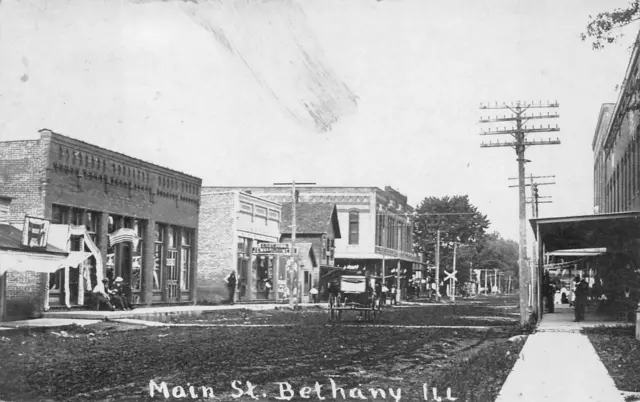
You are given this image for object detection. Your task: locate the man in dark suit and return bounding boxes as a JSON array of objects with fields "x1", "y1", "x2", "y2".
[{"x1": 574, "y1": 276, "x2": 589, "y2": 322}]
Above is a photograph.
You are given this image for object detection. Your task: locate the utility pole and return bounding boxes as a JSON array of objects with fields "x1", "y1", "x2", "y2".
[
  {"x1": 469, "y1": 261, "x2": 473, "y2": 296},
  {"x1": 480, "y1": 100, "x2": 560, "y2": 326},
  {"x1": 451, "y1": 242, "x2": 457, "y2": 301},
  {"x1": 435, "y1": 230, "x2": 440, "y2": 301},
  {"x1": 274, "y1": 181, "x2": 316, "y2": 308},
  {"x1": 484, "y1": 269, "x2": 488, "y2": 295},
  {"x1": 509, "y1": 174, "x2": 555, "y2": 314}
]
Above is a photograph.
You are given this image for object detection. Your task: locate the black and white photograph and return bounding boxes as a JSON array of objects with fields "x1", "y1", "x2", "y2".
[{"x1": 1, "y1": 0, "x2": 640, "y2": 401}]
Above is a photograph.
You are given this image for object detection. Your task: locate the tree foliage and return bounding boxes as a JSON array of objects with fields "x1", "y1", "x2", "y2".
[
  {"x1": 413, "y1": 195, "x2": 520, "y2": 289},
  {"x1": 581, "y1": 1, "x2": 640, "y2": 49},
  {"x1": 413, "y1": 195, "x2": 490, "y2": 277}
]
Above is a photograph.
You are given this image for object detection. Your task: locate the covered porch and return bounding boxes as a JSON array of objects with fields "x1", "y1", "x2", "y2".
[{"x1": 530, "y1": 211, "x2": 640, "y2": 330}]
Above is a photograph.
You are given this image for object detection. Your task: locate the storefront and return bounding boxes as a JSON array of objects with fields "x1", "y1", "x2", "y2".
[
  {"x1": 0, "y1": 216, "x2": 94, "y2": 321},
  {"x1": 198, "y1": 190, "x2": 282, "y2": 303},
  {"x1": 0, "y1": 130, "x2": 202, "y2": 309}
]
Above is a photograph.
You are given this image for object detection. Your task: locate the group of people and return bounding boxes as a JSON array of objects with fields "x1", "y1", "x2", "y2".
[
  {"x1": 92, "y1": 276, "x2": 133, "y2": 311},
  {"x1": 543, "y1": 271, "x2": 590, "y2": 322}
]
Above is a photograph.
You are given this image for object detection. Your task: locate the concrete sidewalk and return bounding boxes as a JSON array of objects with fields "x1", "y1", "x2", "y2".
[{"x1": 495, "y1": 307, "x2": 628, "y2": 402}]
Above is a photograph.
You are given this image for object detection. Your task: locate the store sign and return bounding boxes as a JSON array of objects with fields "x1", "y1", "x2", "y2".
[
  {"x1": 253, "y1": 242, "x2": 297, "y2": 255},
  {"x1": 21, "y1": 216, "x2": 51, "y2": 250}
]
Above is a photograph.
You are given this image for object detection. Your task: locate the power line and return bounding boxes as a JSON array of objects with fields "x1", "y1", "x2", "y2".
[{"x1": 479, "y1": 100, "x2": 561, "y2": 326}]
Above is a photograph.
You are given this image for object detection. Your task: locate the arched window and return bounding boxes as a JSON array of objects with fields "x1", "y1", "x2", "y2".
[{"x1": 348, "y1": 210, "x2": 359, "y2": 245}]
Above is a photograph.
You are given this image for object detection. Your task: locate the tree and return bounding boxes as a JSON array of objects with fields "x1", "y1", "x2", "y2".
[
  {"x1": 413, "y1": 195, "x2": 490, "y2": 279},
  {"x1": 581, "y1": 1, "x2": 640, "y2": 49},
  {"x1": 475, "y1": 232, "x2": 520, "y2": 291}
]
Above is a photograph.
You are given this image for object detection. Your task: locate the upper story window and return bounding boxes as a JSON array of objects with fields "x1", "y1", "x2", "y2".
[{"x1": 348, "y1": 210, "x2": 359, "y2": 245}]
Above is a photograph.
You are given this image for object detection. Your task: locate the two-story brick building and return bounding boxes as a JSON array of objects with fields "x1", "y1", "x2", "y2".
[
  {"x1": 0, "y1": 129, "x2": 202, "y2": 314},
  {"x1": 204, "y1": 186, "x2": 424, "y2": 298}
]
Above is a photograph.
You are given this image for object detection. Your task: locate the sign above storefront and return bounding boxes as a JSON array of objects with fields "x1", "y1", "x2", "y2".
[
  {"x1": 21, "y1": 216, "x2": 51, "y2": 250},
  {"x1": 253, "y1": 242, "x2": 298, "y2": 255}
]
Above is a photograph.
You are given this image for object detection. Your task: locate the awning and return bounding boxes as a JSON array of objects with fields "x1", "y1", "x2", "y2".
[
  {"x1": 0, "y1": 250, "x2": 93, "y2": 275},
  {"x1": 545, "y1": 248, "x2": 607, "y2": 257},
  {"x1": 530, "y1": 211, "x2": 640, "y2": 252},
  {"x1": 0, "y1": 249, "x2": 68, "y2": 275}
]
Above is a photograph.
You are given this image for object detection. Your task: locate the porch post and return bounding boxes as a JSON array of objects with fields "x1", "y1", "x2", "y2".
[
  {"x1": 537, "y1": 223, "x2": 544, "y2": 319},
  {"x1": 98, "y1": 212, "x2": 109, "y2": 279},
  {"x1": 190, "y1": 227, "x2": 198, "y2": 303},
  {"x1": 274, "y1": 256, "x2": 280, "y2": 302},
  {"x1": 142, "y1": 219, "x2": 155, "y2": 305},
  {"x1": 77, "y1": 209, "x2": 86, "y2": 307},
  {"x1": 0, "y1": 273, "x2": 6, "y2": 322}
]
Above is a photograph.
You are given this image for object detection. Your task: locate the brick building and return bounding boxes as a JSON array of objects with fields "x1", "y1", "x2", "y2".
[
  {"x1": 205, "y1": 186, "x2": 424, "y2": 299},
  {"x1": 0, "y1": 129, "x2": 202, "y2": 313},
  {"x1": 591, "y1": 35, "x2": 640, "y2": 214},
  {"x1": 198, "y1": 190, "x2": 282, "y2": 303}
]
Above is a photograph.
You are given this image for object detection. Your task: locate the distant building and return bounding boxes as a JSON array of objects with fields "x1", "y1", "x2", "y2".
[
  {"x1": 203, "y1": 186, "x2": 424, "y2": 297},
  {"x1": 0, "y1": 129, "x2": 202, "y2": 315},
  {"x1": 279, "y1": 202, "x2": 341, "y2": 296}
]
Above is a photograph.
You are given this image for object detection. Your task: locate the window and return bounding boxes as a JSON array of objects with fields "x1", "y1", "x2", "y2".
[
  {"x1": 168, "y1": 226, "x2": 176, "y2": 249},
  {"x1": 51, "y1": 205, "x2": 69, "y2": 224},
  {"x1": 153, "y1": 243, "x2": 163, "y2": 290},
  {"x1": 85, "y1": 211, "x2": 98, "y2": 244},
  {"x1": 132, "y1": 220, "x2": 143, "y2": 292},
  {"x1": 348, "y1": 210, "x2": 359, "y2": 245},
  {"x1": 181, "y1": 238, "x2": 191, "y2": 291},
  {"x1": 153, "y1": 223, "x2": 165, "y2": 291}
]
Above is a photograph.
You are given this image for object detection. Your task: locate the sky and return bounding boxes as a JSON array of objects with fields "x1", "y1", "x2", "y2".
[{"x1": 0, "y1": 0, "x2": 638, "y2": 244}]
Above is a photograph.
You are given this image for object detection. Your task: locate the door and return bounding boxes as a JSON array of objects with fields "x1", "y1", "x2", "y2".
[{"x1": 166, "y1": 250, "x2": 178, "y2": 302}]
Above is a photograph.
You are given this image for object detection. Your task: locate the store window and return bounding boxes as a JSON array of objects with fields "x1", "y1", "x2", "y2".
[
  {"x1": 348, "y1": 210, "x2": 359, "y2": 245},
  {"x1": 132, "y1": 219, "x2": 144, "y2": 292},
  {"x1": 106, "y1": 215, "x2": 118, "y2": 281},
  {"x1": 180, "y1": 230, "x2": 192, "y2": 291},
  {"x1": 153, "y1": 223, "x2": 164, "y2": 290}
]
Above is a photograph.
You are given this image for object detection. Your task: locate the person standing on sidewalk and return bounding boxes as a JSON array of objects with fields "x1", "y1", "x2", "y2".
[
  {"x1": 574, "y1": 276, "x2": 589, "y2": 322},
  {"x1": 225, "y1": 271, "x2": 237, "y2": 305},
  {"x1": 543, "y1": 271, "x2": 555, "y2": 313}
]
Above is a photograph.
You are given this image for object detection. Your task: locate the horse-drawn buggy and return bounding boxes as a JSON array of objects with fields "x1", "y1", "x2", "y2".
[{"x1": 327, "y1": 274, "x2": 381, "y2": 323}]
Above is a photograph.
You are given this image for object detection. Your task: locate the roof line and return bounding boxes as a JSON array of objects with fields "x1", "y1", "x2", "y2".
[
  {"x1": 530, "y1": 211, "x2": 640, "y2": 230},
  {"x1": 40, "y1": 129, "x2": 202, "y2": 182},
  {"x1": 602, "y1": 30, "x2": 640, "y2": 150}
]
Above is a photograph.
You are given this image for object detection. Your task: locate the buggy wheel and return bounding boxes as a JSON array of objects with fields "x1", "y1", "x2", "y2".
[
  {"x1": 336, "y1": 293, "x2": 343, "y2": 322},
  {"x1": 372, "y1": 298, "x2": 381, "y2": 323},
  {"x1": 328, "y1": 294, "x2": 336, "y2": 323}
]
